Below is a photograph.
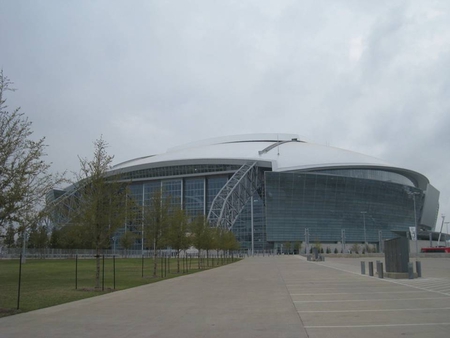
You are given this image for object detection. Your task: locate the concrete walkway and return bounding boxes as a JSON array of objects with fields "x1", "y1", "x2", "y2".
[{"x1": 1, "y1": 256, "x2": 450, "y2": 338}]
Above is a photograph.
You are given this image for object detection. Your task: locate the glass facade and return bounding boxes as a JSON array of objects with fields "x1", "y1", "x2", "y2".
[
  {"x1": 309, "y1": 169, "x2": 415, "y2": 187},
  {"x1": 184, "y1": 178, "x2": 205, "y2": 217},
  {"x1": 232, "y1": 193, "x2": 266, "y2": 251},
  {"x1": 265, "y1": 171, "x2": 424, "y2": 244},
  {"x1": 116, "y1": 164, "x2": 431, "y2": 251},
  {"x1": 206, "y1": 176, "x2": 228, "y2": 212},
  {"x1": 117, "y1": 164, "x2": 240, "y2": 181},
  {"x1": 121, "y1": 171, "x2": 262, "y2": 250},
  {"x1": 162, "y1": 180, "x2": 182, "y2": 209}
]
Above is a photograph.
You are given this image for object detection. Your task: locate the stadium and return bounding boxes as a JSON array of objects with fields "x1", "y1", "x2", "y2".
[{"x1": 84, "y1": 133, "x2": 437, "y2": 253}]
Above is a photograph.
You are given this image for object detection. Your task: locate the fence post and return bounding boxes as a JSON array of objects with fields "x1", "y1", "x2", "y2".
[
  {"x1": 102, "y1": 255, "x2": 105, "y2": 291},
  {"x1": 75, "y1": 254, "x2": 78, "y2": 290},
  {"x1": 17, "y1": 254, "x2": 23, "y2": 310}
]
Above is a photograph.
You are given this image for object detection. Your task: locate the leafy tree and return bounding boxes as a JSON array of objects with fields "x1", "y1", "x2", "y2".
[
  {"x1": 0, "y1": 71, "x2": 65, "y2": 232},
  {"x1": 27, "y1": 224, "x2": 49, "y2": 249},
  {"x1": 54, "y1": 224, "x2": 90, "y2": 249},
  {"x1": 120, "y1": 230, "x2": 136, "y2": 258},
  {"x1": 294, "y1": 241, "x2": 302, "y2": 254},
  {"x1": 213, "y1": 227, "x2": 228, "y2": 263},
  {"x1": 284, "y1": 241, "x2": 291, "y2": 254},
  {"x1": 191, "y1": 215, "x2": 207, "y2": 269},
  {"x1": 351, "y1": 243, "x2": 360, "y2": 254},
  {"x1": 143, "y1": 190, "x2": 171, "y2": 277},
  {"x1": 201, "y1": 223, "x2": 215, "y2": 267},
  {"x1": 166, "y1": 207, "x2": 191, "y2": 272},
  {"x1": 314, "y1": 241, "x2": 322, "y2": 252},
  {"x1": 71, "y1": 137, "x2": 129, "y2": 289},
  {"x1": 223, "y1": 230, "x2": 239, "y2": 261},
  {"x1": 3, "y1": 223, "x2": 16, "y2": 248},
  {"x1": 49, "y1": 227, "x2": 60, "y2": 248}
]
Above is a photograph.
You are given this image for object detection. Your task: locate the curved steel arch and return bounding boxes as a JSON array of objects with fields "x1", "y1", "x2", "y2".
[{"x1": 207, "y1": 162, "x2": 263, "y2": 230}]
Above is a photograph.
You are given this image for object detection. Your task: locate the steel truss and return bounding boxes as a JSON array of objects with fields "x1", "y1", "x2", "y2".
[
  {"x1": 43, "y1": 185, "x2": 84, "y2": 227},
  {"x1": 207, "y1": 162, "x2": 263, "y2": 230}
]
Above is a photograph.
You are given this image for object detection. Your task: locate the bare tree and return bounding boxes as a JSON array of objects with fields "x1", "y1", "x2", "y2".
[{"x1": 0, "y1": 71, "x2": 65, "y2": 254}]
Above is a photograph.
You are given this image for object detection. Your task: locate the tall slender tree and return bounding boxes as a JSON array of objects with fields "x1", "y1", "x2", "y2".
[
  {"x1": 120, "y1": 230, "x2": 136, "y2": 258},
  {"x1": 73, "y1": 137, "x2": 129, "y2": 289},
  {"x1": 167, "y1": 207, "x2": 191, "y2": 273},
  {"x1": 191, "y1": 215, "x2": 207, "y2": 269},
  {"x1": 143, "y1": 190, "x2": 171, "y2": 277}
]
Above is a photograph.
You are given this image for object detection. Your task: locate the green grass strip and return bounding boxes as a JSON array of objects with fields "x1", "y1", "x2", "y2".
[{"x1": 0, "y1": 256, "x2": 238, "y2": 317}]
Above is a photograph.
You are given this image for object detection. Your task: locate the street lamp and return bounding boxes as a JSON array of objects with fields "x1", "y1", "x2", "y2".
[
  {"x1": 444, "y1": 221, "x2": 450, "y2": 246},
  {"x1": 112, "y1": 236, "x2": 117, "y2": 255},
  {"x1": 361, "y1": 211, "x2": 367, "y2": 248},
  {"x1": 407, "y1": 191, "x2": 420, "y2": 258}
]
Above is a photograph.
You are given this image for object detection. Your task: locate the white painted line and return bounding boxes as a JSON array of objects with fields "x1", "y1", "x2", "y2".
[
  {"x1": 298, "y1": 307, "x2": 450, "y2": 313},
  {"x1": 288, "y1": 285, "x2": 400, "y2": 289},
  {"x1": 294, "y1": 297, "x2": 447, "y2": 303},
  {"x1": 311, "y1": 261, "x2": 450, "y2": 297},
  {"x1": 291, "y1": 290, "x2": 428, "y2": 296},
  {"x1": 305, "y1": 323, "x2": 450, "y2": 329}
]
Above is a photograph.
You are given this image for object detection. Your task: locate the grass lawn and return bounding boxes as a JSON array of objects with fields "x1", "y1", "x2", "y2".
[{"x1": 0, "y1": 256, "x2": 237, "y2": 317}]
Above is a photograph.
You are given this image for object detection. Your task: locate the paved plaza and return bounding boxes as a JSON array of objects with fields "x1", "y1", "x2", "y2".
[{"x1": 1, "y1": 255, "x2": 449, "y2": 337}]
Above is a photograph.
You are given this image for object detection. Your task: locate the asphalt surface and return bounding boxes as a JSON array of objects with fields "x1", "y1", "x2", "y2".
[{"x1": 1, "y1": 255, "x2": 449, "y2": 338}]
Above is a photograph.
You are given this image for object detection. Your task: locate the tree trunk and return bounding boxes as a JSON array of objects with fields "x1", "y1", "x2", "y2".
[
  {"x1": 95, "y1": 247, "x2": 101, "y2": 289},
  {"x1": 153, "y1": 248, "x2": 158, "y2": 277}
]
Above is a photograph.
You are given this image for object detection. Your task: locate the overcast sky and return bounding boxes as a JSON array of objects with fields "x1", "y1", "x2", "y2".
[{"x1": 1, "y1": 0, "x2": 449, "y2": 231}]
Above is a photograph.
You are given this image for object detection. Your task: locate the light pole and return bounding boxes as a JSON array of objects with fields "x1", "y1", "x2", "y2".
[
  {"x1": 361, "y1": 211, "x2": 367, "y2": 248},
  {"x1": 445, "y1": 221, "x2": 450, "y2": 246},
  {"x1": 21, "y1": 230, "x2": 28, "y2": 264},
  {"x1": 305, "y1": 228, "x2": 310, "y2": 254},
  {"x1": 438, "y1": 215, "x2": 445, "y2": 246},
  {"x1": 408, "y1": 191, "x2": 420, "y2": 258}
]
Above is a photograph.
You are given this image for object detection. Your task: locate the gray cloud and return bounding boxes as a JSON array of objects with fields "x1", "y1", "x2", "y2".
[{"x1": 1, "y1": 0, "x2": 450, "y2": 227}]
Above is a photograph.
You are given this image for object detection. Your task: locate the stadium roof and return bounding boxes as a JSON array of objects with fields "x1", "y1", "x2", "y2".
[{"x1": 111, "y1": 133, "x2": 429, "y2": 189}]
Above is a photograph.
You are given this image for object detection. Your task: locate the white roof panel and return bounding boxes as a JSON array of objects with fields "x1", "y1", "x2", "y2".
[
  {"x1": 113, "y1": 133, "x2": 388, "y2": 171},
  {"x1": 111, "y1": 133, "x2": 428, "y2": 189}
]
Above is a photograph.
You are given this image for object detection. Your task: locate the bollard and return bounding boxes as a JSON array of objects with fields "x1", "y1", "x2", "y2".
[
  {"x1": 408, "y1": 262, "x2": 414, "y2": 279},
  {"x1": 378, "y1": 262, "x2": 384, "y2": 278},
  {"x1": 361, "y1": 261, "x2": 366, "y2": 275},
  {"x1": 416, "y1": 261, "x2": 422, "y2": 278},
  {"x1": 312, "y1": 247, "x2": 318, "y2": 260},
  {"x1": 368, "y1": 261, "x2": 374, "y2": 276}
]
